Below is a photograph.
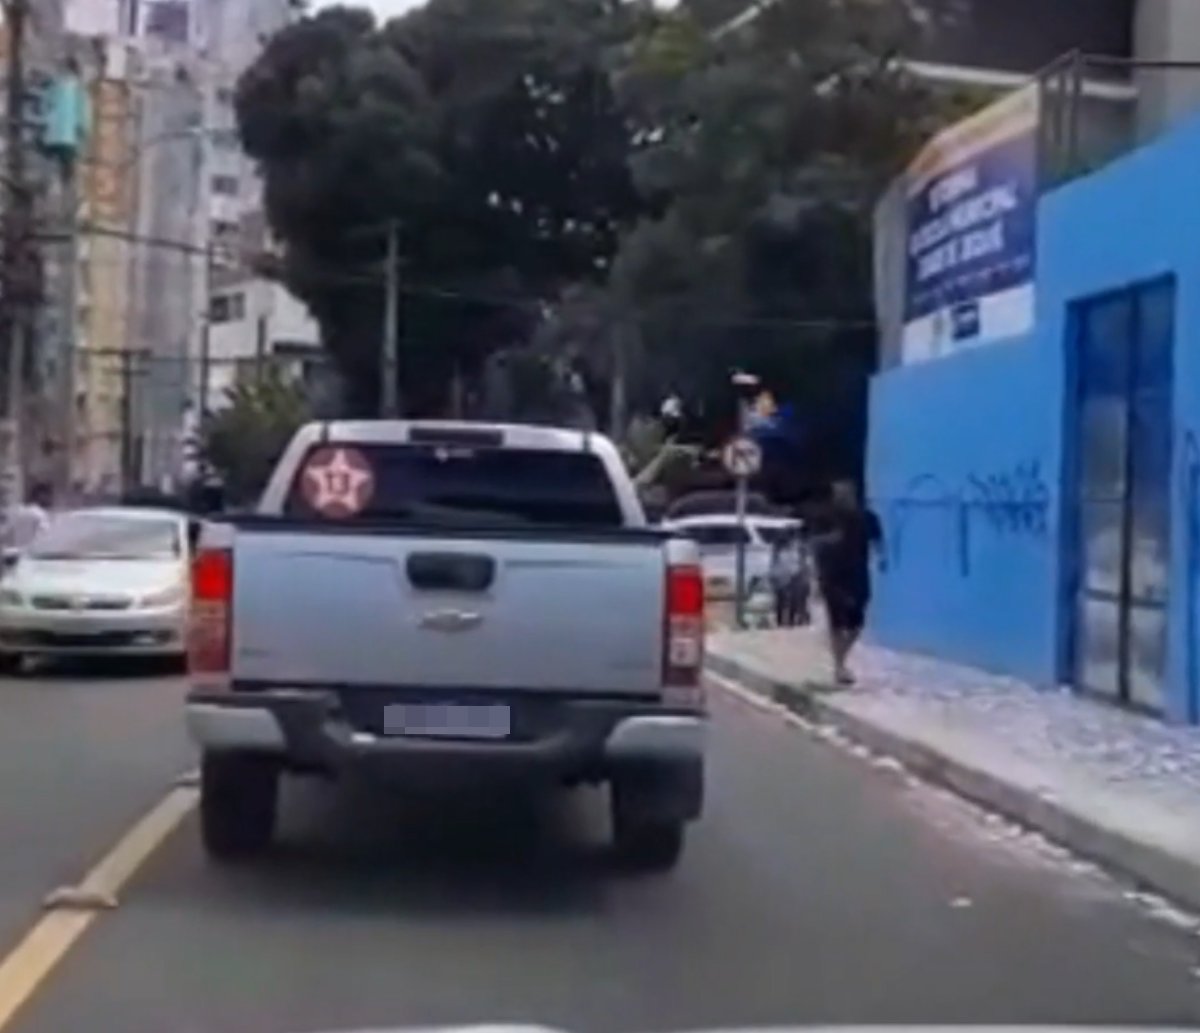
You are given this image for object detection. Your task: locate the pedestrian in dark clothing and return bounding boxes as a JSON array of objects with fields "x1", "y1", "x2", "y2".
[{"x1": 812, "y1": 480, "x2": 885, "y2": 685}]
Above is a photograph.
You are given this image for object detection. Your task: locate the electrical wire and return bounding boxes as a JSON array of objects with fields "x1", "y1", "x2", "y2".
[{"x1": 56, "y1": 224, "x2": 879, "y2": 333}]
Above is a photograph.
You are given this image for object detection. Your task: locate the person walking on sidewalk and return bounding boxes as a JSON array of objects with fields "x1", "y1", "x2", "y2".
[
  {"x1": 812, "y1": 480, "x2": 884, "y2": 685},
  {"x1": 769, "y1": 526, "x2": 810, "y2": 627},
  {"x1": 3, "y1": 482, "x2": 51, "y2": 555}
]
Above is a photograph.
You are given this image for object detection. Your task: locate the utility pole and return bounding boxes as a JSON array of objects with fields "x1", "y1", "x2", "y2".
[
  {"x1": 53, "y1": 159, "x2": 79, "y2": 498},
  {"x1": 609, "y1": 318, "x2": 628, "y2": 437},
  {"x1": 729, "y1": 371, "x2": 762, "y2": 630},
  {"x1": 198, "y1": 315, "x2": 211, "y2": 417},
  {"x1": 198, "y1": 243, "x2": 215, "y2": 419},
  {"x1": 119, "y1": 349, "x2": 135, "y2": 492},
  {"x1": 381, "y1": 219, "x2": 400, "y2": 417},
  {"x1": 90, "y1": 347, "x2": 147, "y2": 493},
  {"x1": 0, "y1": 0, "x2": 30, "y2": 510},
  {"x1": 254, "y1": 313, "x2": 267, "y2": 385}
]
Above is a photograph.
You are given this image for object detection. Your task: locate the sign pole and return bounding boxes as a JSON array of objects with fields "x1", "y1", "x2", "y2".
[
  {"x1": 734, "y1": 468, "x2": 748, "y2": 629},
  {"x1": 722, "y1": 408, "x2": 763, "y2": 632}
]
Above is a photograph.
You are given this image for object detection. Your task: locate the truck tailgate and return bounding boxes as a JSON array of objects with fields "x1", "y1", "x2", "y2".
[{"x1": 229, "y1": 528, "x2": 666, "y2": 695}]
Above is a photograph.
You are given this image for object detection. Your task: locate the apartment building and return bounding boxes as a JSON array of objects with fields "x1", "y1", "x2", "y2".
[
  {"x1": 71, "y1": 35, "x2": 140, "y2": 496},
  {"x1": 196, "y1": 0, "x2": 322, "y2": 429},
  {"x1": 0, "y1": 0, "x2": 71, "y2": 500},
  {"x1": 59, "y1": 0, "x2": 316, "y2": 493}
]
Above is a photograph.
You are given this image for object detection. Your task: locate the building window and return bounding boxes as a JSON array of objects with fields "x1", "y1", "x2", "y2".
[
  {"x1": 210, "y1": 292, "x2": 245, "y2": 324},
  {"x1": 211, "y1": 174, "x2": 239, "y2": 197},
  {"x1": 210, "y1": 219, "x2": 240, "y2": 243}
]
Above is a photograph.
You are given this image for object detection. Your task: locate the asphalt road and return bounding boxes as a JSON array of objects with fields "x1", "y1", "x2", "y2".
[
  {"x1": 0, "y1": 660, "x2": 188, "y2": 951},
  {"x1": 4, "y1": 667, "x2": 1200, "y2": 1033}
]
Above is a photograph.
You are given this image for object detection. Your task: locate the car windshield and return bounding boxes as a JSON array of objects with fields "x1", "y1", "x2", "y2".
[
  {"x1": 28, "y1": 514, "x2": 179, "y2": 560},
  {"x1": 757, "y1": 524, "x2": 796, "y2": 546},
  {"x1": 679, "y1": 523, "x2": 751, "y2": 548}
]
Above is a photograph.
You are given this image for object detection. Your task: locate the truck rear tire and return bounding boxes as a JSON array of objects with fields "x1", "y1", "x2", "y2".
[
  {"x1": 610, "y1": 768, "x2": 691, "y2": 872},
  {"x1": 200, "y1": 753, "x2": 279, "y2": 861}
]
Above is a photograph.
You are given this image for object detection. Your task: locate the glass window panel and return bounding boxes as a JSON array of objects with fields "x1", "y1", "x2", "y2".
[
  {"x1": 1127, "y1": 600, "x2": 1168, "y2": 712},
  {"x1": 1134, "y1": 279, "x2": 1175, "y2": 392},
  {"x1": 1129, "y1": 390, "x2": 1172, "y2": 605},
  {"x1": 1077, "y1": 292, "x2": 1133, "y2": 399},
  {"x1": 1079, "y1": 500, "x2": 1124, "y2": 595},
  {"x1": 1074, "y1": 593, "x2": 1122, "y2": 700},
  {"x1": 1077, "y1": 395, "x2": 1127, "y2": 501}
]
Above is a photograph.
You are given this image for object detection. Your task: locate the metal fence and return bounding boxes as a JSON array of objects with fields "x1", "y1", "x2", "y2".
[{"x1": 1037, "y1": 52, "x2": 1200, "y2": 189}]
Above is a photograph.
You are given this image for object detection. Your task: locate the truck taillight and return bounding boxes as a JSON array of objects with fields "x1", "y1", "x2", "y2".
[
  {"x1": 189, "y1": 547, "x2": 232, "y2": 688},
  {"x1": 664, "y1": 563, "x2": 705, "y2": 694}
]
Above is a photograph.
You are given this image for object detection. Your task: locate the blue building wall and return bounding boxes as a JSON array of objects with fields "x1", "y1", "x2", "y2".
[{"x1": 867, "y1": 109, "x2": 1200, "y2": 721}]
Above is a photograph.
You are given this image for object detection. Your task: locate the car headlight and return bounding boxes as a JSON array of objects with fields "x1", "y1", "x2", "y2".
[
  {"x1": 140, "y1": 584, "x2": 185, "y2": 608},
  {"x1": 0, "y1": 588, "x2": 23, "y2": 607}
]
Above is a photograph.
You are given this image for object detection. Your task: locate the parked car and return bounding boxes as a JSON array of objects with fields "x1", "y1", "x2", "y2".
[
  {"x1": 185, "y1": 421, "x2": 707, "y2": 871},
  {"x1": 663, "y1": 489, "x2": 780, "y2": 521},
  {"x1": 662, "y1": 513, "x2": 802, "y2": 601},
  {"x1": 0, "y1": 507, "x2": 195, "y2": 664}
]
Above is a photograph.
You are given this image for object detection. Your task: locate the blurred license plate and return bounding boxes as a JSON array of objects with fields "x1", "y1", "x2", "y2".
[{"x1": 383, "y1": 703, "x2": 511, "y2": 740}]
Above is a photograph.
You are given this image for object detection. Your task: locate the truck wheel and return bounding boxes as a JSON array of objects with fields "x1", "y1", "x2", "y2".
[
  {"x1": 610, "y1": 771, "x2": 688, "y2": 872},
  {"x1": 200, "y1": 753, "x2": 279, "y2": 861}
]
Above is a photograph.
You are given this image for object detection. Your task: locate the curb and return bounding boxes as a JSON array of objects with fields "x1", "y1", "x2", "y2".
[{"x1": 706, "y1": 648, "x2": 1200, "y2": 913}]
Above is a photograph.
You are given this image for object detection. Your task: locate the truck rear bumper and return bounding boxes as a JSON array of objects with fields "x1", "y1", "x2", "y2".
[{"x1": 186, "y1": 688, "x2": 705, "y2": 778}]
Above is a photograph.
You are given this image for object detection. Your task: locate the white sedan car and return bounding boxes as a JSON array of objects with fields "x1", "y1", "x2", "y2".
[
  {"x1": 0, "y1": 507, "x2": 195, "y2": 663},
  {"x1": 663, "y1": 513, "x2": 801, "y2": 601}
]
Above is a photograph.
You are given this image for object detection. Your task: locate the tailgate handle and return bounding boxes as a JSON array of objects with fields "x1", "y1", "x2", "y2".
[{"x1": 406, "y1": 552, "x2": 496, "y2": 592}]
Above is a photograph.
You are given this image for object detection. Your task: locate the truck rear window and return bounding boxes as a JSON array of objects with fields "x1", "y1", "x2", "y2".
[{"x1": 285, "y1": 443, "x2": 623, "y2": 527}]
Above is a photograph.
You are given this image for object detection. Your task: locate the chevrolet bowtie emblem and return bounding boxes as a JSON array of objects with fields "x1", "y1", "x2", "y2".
[{"x1": 418, "y1": 609, "x2": 483, "y2": 633}]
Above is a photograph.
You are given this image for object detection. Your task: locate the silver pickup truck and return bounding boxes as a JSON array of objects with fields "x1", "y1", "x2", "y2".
[{"x1": 185, "y1": 421, "x2": 706, "y2": 871}]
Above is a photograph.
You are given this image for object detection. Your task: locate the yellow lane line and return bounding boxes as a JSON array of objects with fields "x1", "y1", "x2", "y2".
[{"x1": 0, "y1": 783, "x2": 197, "y2": 1031}]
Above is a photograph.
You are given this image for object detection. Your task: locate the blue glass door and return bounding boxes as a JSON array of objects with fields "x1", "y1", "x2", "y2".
[
  {"x1": 1070, "y1": 280, "x2": 1174, "y2": 711},
  {"x1": 1126, "y1": 282, "x2": 1174, "y2": 710}
]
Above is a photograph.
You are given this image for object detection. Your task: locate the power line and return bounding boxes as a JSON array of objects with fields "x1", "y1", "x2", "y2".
[
  {"x1": 72, "y1": 349, "x2": 331, "y2": 368},
  {"x1": 58, "y1": 224, "x2": 879, "y2": 333}
]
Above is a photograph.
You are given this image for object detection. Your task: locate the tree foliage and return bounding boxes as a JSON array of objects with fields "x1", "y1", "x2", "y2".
[
  {"x1": 237, "y1": 0, "x2": 959, "y2": 483},
  {"x1": 199, "y1": 374, "x2": 311, "y2": 505},
  {"x1": 236, "y1": 0, "x2": 647, "y2": 417},
  {"x1": 601, "y1": 0, "x2": 960, "y2": 479}
]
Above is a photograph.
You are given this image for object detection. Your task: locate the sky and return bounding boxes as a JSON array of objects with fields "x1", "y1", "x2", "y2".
[
  {"x1": 312, "y1": 0, "x2": 679, "y2": 18},
  {"x1": 313, "y1": 0, "x2": 426, "y2": 17}
]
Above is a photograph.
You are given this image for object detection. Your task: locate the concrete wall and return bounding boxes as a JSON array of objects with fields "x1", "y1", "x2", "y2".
[
  {"x1": 207, "y1": 280, "x2": 320, "y2": 410},
  {"x1": 867, "y1": 107, "x2": 1200, "y2": 722},
  {"x1": 1134, "y1": 0, "x2": 1200, "y2": 140},
  {"x1": 867, "y1": 339, "x2": 1061, "y2": 681}
]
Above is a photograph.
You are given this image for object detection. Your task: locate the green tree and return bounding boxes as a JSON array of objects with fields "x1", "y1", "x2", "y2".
[
  {"x1": 600, "y1": 0, "x2": 957, "y2": 477},
  {"x1": 235, "y1": 0, "x2": 651, "y2": 417},
  {"x1": 199, "y1": 374, "x2": 311, "y2": 505},
  {"x1": 238, "y1": 0, "x2": 960, "y2": 485}
]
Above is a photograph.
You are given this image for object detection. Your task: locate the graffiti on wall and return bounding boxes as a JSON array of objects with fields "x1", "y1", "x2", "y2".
[{"x1": 886, "y1": 460, "x2": 1051, "y2": 577}]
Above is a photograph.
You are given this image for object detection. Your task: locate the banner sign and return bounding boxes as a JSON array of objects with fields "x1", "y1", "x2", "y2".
[{"x1": 902, "y1": 86, "x2": 1040, "y2": 364}]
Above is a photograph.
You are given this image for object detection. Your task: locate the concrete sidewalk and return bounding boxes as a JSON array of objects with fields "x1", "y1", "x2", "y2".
[{"x1": 707, "y1": 629, "x2": 1200, "y2": 912}]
